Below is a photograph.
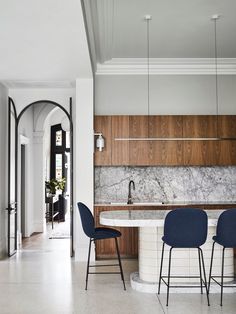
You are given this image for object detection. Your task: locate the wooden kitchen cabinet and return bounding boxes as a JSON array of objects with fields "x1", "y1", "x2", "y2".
[
  {"x1": 218, "y1": 115, "x2": 236, "y2": 138},
  {"x1": 94, "y1": 206, "x2": 138, "y2": 259},
  {"x1": 149, "y1": 115, "x2": 183, "y2": 138},
  {"x1": 94, "y1": 116, "x2": 112, "y2": 165},
  {"x1": 183, "y1": 140, "x2": 219, "y2": 165},
  {"x1": 149, "y1": 115, "x2": 183, "y2": 165},
  {"x1": 183, "y1": 115, "x2": 217, "y2": 138},
  {"x1": 216, "y1": 140, "x2": 236, "y2": 165},
  {"x1": 111, "y1": 116, "x2": 129, "y2": 165},
  {"x1": 129, "y1": 116, "x2": 150, "y2": 165},
  {"x1": 183, "y1": 115, "x2": 218, "y2": 165},
  {"x1": 150, "y1": 140, "x2": 183, "y2": 165},
  {"x1": 94, "y1": 115, "x2": 236, "y2": 166}
]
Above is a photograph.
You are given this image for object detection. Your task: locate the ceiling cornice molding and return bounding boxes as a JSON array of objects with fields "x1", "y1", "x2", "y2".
[
  {"x1": 89, "y1": 0, "x2": 114, "y2": 63},
  {"x1": 96, "y1": 58, "x2": 236, "y2": 75}
]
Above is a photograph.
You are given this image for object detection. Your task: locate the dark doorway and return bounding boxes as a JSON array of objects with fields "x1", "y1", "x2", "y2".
[{"x1": 50, "y1": 124, "x2": 70, "y2": 222}]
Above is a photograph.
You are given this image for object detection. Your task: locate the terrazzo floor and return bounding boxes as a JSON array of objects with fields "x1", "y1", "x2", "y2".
[{"x1": 0, "y1": 228, "x2": 236, "y2": 314}]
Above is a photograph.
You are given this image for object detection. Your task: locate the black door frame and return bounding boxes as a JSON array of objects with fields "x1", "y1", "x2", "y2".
[
  {"x1": 7, "y1": 97, "x2": 74, "y2": 257},
  {"x1": 7, "y1": 98, "x2": 17, "y2": 256}
]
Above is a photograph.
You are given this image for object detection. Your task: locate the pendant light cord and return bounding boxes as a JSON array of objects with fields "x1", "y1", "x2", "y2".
[
  {"x1": 146, "y1": 16, "x2": 151, "y2": 137},
  {"x1": 213, "y1": 17, "x2": 219, "y2": 138}
]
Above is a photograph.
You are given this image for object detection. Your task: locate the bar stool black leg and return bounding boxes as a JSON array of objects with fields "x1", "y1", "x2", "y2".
[
  {"x1": 208, "y1": 241, "x2": 215, "y2": 292},
  {"x1": 85, "y1": 238, "x2": 92, "y2": 290},
  {"x1": 166, "y1": 247, "x2": 173, "y2": 307},
  {"x1": 115, "y1": 237, "x2": 126, "y2": 290},
  {"x1": 199, "y1": 248, "x2": 210, "y2": 306},
  {"x1": 220, "y1": 247, "x2": 225, "y2": 306},
  {"x1": 158, "y1": 242, "x2": 165, "y2": 294},
  {"x1": 198, "y1": 248, "x2": 203, "y2": 294}
]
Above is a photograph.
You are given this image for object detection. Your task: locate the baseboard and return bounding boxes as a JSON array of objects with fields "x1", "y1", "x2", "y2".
[
  {"x1": 33, "y1": 221, "x2": 44, "y2": 233},
  {"x1": 0, "y1": 237, "x2": 7, "y2": 259}
]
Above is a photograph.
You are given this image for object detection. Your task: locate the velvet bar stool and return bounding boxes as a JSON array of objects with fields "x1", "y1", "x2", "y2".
[
  {"x1": 208, "y1": 208, "x2": 236, "y2": 306},
  {"x1": 158, "y1": 208, "x2": 209, "y2": 306},
  {"x1": 77, "y1": 202, "x2": 126, "y2": 290}
]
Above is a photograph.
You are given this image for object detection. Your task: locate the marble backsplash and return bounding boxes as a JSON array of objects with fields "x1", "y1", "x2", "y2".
[{"x1": 95, "y1": 166, "x2": 236, "y2": 204}]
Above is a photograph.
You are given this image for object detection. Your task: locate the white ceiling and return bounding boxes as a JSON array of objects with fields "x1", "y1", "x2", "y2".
[
  {"x1": 0, "y1": 0, "x2": 92, "y2": 87},
  {"x1": 1, "y1": 0, "x2": 235, "y2": 86},
  {"x1": 86, "y1": 0, "x2": 236, "y2": 64}
]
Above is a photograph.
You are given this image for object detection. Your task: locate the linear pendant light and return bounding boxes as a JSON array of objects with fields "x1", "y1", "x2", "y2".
[{"x1": 115, "y1": 14, "x2": 226, "y2": 142}]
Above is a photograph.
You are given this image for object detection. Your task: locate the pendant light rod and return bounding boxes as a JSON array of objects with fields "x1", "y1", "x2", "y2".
[
  {"x1": 145, "y1": 15, "x2": 152, "y2": 137},
  {"x1": 212, "y1": 14, "x2": 220, "y2": 138},
  {"x1": 145, "y1": 15, "x2": 151, "y2": 118}
]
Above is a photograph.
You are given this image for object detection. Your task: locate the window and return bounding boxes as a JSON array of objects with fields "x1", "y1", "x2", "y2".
[
  {"x1": 55, "y1": 130, "x2": 62, "y2": 146},
  {"x1": 55, "y1": 154, "x2": 62, "y2": 179}
]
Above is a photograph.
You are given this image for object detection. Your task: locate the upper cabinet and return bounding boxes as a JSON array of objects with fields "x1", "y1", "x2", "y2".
[
  {"x1": 94, "y1": 115, "x2": 236, "y2": 166},
  {"x1": 149, "y1": 115, "x2": 183, "y2": 138},
  {"x1": 218, "y1": 116, "x2": 236, "y2": 138},
  {"x1": 183, "y1": 116, "x2": 217, "y2": 138},
  {"x1": 129, "y1": 116, "x2": 150, "y2": 165},
  {"x1": 111, "y1": 116, "x2": 129, "y2": 165}
]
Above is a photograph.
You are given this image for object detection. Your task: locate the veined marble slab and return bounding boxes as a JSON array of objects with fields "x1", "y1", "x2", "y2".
[{"x1": 95, "y1": 166, "x2": 236, "y2": 204}]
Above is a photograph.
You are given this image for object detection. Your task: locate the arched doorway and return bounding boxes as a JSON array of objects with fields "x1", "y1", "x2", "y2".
[{"x1": 7, "y1": 97, "x2": 74, "y2": 257}]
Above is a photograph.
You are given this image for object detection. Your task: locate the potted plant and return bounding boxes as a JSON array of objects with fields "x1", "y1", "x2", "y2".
[
  {"x1": 45, "y1": 178, "x2": 67, "y2": 221},
  {"x1": 45, "y1": 178, "x2": 66, "y2": 196}
]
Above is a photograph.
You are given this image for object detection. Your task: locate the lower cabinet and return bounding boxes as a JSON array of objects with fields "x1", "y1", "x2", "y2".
[{"x1": 94, "y1": 206, "x2": 139, "y2": 259}]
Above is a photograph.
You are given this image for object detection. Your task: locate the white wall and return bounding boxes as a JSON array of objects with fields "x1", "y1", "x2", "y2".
[
  {"x1": 18, "y1": 108, "x2": 34, "y2": 237},
  {"x1": 95, "y1": 75, "x2": 236, "y2": 115},
  {"x1": 74, "y1": 78, "x2": 94, "y2": 261},
  {"x1": 9, "y1": 88, "x2": 74, "y2": 115},
  {"x1": 0, "y1": 84, "x2": 8, "y2": 257}
]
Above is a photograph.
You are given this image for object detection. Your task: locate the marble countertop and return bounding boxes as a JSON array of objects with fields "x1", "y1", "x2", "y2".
[
  {"x1": 95, "y1": 201, "x2": 236, "y2": 207},
  {"x1": 100, "y1": 209, "x2": 223, "y2": 227}
]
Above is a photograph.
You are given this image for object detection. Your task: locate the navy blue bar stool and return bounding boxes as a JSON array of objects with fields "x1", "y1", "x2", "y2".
[
  {"x1": 77, "y1": 202, "x2": 126, "y2": 290},
  {"x1": 158, "y1": 208, "x2": 209, "y2": 306},
  {"x1": 208, "y1": 208, "x2": 236, "y2": 306}
]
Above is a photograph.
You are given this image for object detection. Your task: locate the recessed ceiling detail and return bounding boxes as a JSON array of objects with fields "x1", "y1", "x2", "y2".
[
  {"x1": 84, "y1": 0, "x2": 236, "y2": 74},
  {"x1": 87, "y1": 0, "x2": 114, "y2": 63}
]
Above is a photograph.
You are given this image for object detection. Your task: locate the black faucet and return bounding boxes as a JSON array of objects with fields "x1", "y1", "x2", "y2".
[{"x1": 127, "y1": 180, "x2": 135, "y2": 204}]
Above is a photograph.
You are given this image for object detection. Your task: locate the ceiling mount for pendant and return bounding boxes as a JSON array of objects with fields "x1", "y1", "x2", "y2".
[
  {"x1": 211, "y1": 14, "x2": 220, "y2": 20},
  {"x1": 144, "y1": 14, "x2": 152, "y2": 21}
]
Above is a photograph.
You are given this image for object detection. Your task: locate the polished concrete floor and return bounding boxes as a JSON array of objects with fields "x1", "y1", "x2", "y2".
[{"x1": 0, "y1": 229, "x2": 236, "y2": 314}]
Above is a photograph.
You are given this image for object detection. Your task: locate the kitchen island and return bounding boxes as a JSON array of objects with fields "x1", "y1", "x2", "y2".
[{"x1": 100, "y1": 209, "x2": 234, "y2": 293}]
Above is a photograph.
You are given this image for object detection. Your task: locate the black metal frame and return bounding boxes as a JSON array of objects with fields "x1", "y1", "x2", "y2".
[
  {"x1": 208, "y1": 241, "x2": 236, "y2": 306},
  {"x1": 7, "y1": 98, "x2": 18, "y2": 257},
  {"x1": 7, "y1": 97, "x2": 74, "y2": 257},
  {"x1": 158, "y1": 243, "x2": 210, "y2": 306},
  {"x1": 85, "y1": 237, "x2": 126, "y2": 291}
]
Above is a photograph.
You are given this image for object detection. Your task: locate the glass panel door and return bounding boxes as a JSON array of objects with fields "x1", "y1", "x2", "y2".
[{"x1": 7, "y1": 98, "x2": 17, "y2": 257}]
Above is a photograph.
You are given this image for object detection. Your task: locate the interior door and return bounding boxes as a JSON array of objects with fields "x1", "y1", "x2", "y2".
[
  {"x1": 69, "y1": 98, "x2": 74, "y2": 257},
  {"x1": 7, "y1": 98, "x2": 18, "y2": 257}
]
